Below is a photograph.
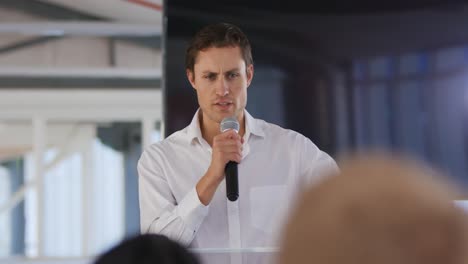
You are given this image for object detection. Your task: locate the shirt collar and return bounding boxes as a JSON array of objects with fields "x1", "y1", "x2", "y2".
[
  {"x1": 244, "y1": 109, "x2": 265, "y2": 138},
  {"x1": 186, "y1": 109, "x2": 204, "y2": 144},
  {"x1": 186, "y1": 109, "x2": 265, "y2": 144}
]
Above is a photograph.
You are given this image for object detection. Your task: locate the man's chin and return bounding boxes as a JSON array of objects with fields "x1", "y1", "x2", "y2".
[
  {"x1": 202, "y1": 112, "x2": 230, "y2": 124},
  {"x1": 203, "y1": 108, "x2": 242, "y2": 123},
  {"x1": 214, "y1": 110, "x2": 235, "y2": 119}
]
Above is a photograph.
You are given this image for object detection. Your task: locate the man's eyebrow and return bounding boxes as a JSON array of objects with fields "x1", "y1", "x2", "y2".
[
  {"x1": 202, "y1": 70, "x2": 217, "y2": 74},
  {"x1": 225, "y1": 68, "x2": 240, "y2": 73},
  {"x1": 201, "y1": 68, "x2": 239, "y2": 74}
]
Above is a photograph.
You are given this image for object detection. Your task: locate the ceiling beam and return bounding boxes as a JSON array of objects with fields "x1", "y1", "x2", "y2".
[
  {"x1": 0, "y1": 0, "x2": 161, "y2": 48},
  {"x1": 0, "y1": 0, "x2": 104, "y2": 20},
  {"x1": 0, "y1": 89, "x2": 162, "y2": 121},
  {"x1": 0, "y1": 36, "x2": 62, "y2": 55},
  {"x1": 0, "y1": 68, "x2": 161, "y2": 88},
  {"x1": 0, "y1": 22, "x2": 161, "y2": 37},
  {"x1": 0, "y1": 77, "x2": 160, "y2": 89}
]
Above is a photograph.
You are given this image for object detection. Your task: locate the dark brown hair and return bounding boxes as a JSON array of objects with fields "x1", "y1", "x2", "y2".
[
  {"x1": 185, "y1": 22, "x2": 253, "y2": 74},
  {"x1": 94, "y1": 234, "x2": 200, "y2": 264}
]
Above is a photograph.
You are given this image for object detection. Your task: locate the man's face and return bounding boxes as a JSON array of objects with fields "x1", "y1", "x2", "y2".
[{"x1": 187, "y1": 46, "x2": 254, "y2": 124}]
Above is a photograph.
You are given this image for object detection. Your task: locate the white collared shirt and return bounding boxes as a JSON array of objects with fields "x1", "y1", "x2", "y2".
[{"x1": 138, "y1": 110, "x2": 338, "y2": 250}]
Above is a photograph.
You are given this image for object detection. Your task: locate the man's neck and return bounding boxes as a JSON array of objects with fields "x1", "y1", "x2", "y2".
[{"x1": 200, "y1": 111, "x2": 246, "y2": 146}]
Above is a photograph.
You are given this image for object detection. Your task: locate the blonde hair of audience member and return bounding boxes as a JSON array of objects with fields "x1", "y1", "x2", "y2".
[{"x1": 278, "y1": 153, "x2": 468, "y2": 264}]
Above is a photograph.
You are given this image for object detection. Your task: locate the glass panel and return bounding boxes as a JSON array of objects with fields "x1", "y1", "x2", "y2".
[
  {"x1": 435, "y1": 46, "x2": 465, "y2": 72},
  {"x1": 399, "y1": 53, "x2": 426, "y2": 75},
  {"x1": 369, "y1": 57, "x2": 393, "y2": 79},
  {"x1": 0, "y1": 166, "x2": 11, "y2": 257},
  {"x1": 1, "y1": 121, "x2": 160, "y2": 260}
]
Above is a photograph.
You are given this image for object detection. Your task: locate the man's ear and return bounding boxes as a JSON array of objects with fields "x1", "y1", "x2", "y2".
[
  {"x1": 186, "y1": 69, "x2": 196, "y2": 89},
  {"x1": 246, "y1": 64, "x2": 254, "y2": 87}
]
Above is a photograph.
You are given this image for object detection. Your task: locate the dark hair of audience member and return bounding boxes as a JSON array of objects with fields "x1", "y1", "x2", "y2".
[{"x1": 94, "y1": 233, "x2": 201, "y2": 264}]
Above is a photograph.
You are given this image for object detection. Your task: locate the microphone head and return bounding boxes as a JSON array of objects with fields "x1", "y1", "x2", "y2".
[{"x1": 220, "y1": 116, "x2": 239, "y2": 133}]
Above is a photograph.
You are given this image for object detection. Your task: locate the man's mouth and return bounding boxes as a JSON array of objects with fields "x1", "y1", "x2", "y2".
[{"x1": 214, "y1": 101, "x2": 233, "y2": 109}]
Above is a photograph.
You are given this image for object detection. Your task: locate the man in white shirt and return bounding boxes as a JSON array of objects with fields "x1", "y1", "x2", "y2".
[{"x1": 138, "y1": 22, "x2": 338, "y2": 252}]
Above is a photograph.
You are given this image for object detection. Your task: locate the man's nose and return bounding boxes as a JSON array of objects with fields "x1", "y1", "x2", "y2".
[{"x1": 215, "y1": 77, "x2": 229, "y2": 96}]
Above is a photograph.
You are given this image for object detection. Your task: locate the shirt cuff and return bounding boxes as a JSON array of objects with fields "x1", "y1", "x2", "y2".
[{"x1": 177, "y1": 187, "x2": 209, "y2": 232}]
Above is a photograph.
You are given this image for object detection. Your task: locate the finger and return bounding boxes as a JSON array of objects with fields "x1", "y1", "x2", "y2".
[
  {"x1": 234, "y1": 153, "x2": 242, "y2": 163},
  {"x1": 215, "y1": 141, "x2": 242, "y2": 151},
  {"x1": 227, "y1": 153, "x2": 242, "y2": 163},
  {"x1": 214, "y1": 137, "x2": 242, "y2": 147},
  {"x1": 220, "y1": 145, "x2": 243, "y2": 155},
  {"x1": 220, "y1": 129, "x2": 240, "y2": 140}
]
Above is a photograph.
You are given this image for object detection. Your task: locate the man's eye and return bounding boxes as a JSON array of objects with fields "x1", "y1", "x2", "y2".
[
  {"x1": 228, "y1": 73, "x2": 240, "y2": 79},
  {"x1": 204, "y1": 74, "x2": 216, "y2": 80}
]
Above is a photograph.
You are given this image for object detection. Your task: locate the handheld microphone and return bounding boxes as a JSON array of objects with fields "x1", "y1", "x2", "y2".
[{"x1": 220, "y1": 116, "x2": 240, "y2": 202}]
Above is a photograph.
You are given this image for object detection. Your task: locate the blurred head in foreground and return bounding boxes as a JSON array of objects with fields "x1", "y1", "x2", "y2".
[
  {"x1": 94, "y1": 234, "x2": 200, "y2": 264},
  {"x1": 279, "y1": 153, "x2": 468, "y2": 264}
]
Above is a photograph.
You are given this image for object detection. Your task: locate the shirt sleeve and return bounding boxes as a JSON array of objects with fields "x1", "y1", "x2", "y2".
[
  {"x1": 299, "y1": 137, "x2": 340, "y2": 189},
  {"x1": 137, "y1": 147, "x2": 209, "y2": 246}
]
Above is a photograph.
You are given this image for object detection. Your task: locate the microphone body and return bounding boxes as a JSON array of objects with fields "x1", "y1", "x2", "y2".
[
  {"x1": 220, "y1": 117, "x2": 240, "y2": 202},
  {"x1": 225, "y1": 161, "x2": 239, "y2": 201}
]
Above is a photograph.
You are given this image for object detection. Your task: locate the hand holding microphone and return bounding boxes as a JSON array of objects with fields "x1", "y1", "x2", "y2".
[{"x1": 197, "y1": 116, "x2": 242, "y2": 205}]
